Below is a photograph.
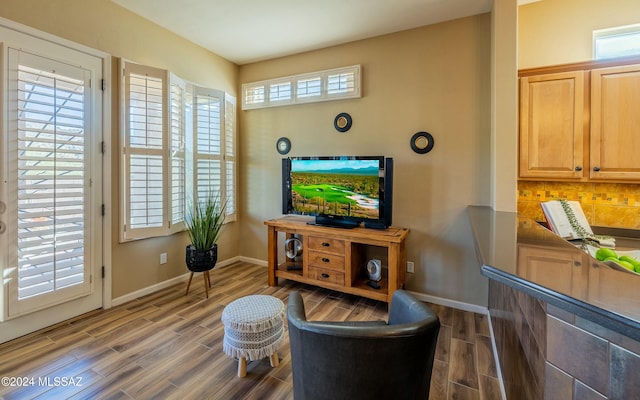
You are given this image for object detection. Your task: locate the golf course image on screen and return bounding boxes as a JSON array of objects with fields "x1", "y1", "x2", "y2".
[{"x1": 290, "y1": 159, "x2": 380, "y2": 219}]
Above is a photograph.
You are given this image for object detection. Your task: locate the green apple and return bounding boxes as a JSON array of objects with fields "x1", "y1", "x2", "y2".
[
  {"x1": 619, "y1": 255, "x2": 640, "y2": 267},
  {"x1": 618, "y1": 260, "x2": 635, "y2": 271},
  {"x1": 596, "y1": 248, "x2": 618, "y2": 261}
]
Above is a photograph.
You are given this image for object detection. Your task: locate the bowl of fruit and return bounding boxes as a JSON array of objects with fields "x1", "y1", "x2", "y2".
[{"x1": 593, "y1": 247, "x2": 640, "y2": 275}]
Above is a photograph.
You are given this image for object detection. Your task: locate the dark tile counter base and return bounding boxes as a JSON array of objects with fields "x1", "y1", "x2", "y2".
[{"x1": 490, "y1": 279, "x2": 640, "y2": 399}]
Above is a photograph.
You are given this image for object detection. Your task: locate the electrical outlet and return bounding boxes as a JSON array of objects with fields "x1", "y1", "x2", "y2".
[
  {"x1": 406, "y1": 261, "x2": 415, "y2": 273},
  {"x1": 160, "y1": 253, "x2": 167, "y2": 264}
]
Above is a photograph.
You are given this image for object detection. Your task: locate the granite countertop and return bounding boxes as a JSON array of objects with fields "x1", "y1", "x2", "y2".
[{"x1": 467, "y1": 205, "x2": 640, "y2": 342}]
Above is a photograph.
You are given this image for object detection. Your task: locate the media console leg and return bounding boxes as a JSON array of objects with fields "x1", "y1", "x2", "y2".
[{"x1": 267, "y1": 226, "x2": 278, "y2": 286}]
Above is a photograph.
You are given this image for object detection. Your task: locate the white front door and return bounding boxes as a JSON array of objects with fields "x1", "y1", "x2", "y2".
[{"x1": 0, "y1": 35, "x2": 105, "y2": 342}]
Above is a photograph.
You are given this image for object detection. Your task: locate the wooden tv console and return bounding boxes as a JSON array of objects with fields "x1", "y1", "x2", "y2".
[{"x1": 265, "y1": 216, "x2": 409, "y2": 303}]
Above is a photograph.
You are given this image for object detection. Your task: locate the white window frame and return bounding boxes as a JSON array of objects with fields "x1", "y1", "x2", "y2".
[
  {"x1": 169, "y1": 73, "x2": 187, "y2": 234},
  {"x1": 120, "y1": 61, "x2": 169, "y2": 241},
  {"x1": 593, "y1": 23, "x2": 640, "y2": 60},
  {"x1": 0, "y1": 15, "x2": 112, "y2": 330},
  {"x1": 242, "y1": 65, "x2": 361, "y2": 110},
  {"x1": 224, "y1": 95, "x2": 237, "y2": 220},
  {"x1": 120, "y1": 60, "x2": 236, "y2": 242}
]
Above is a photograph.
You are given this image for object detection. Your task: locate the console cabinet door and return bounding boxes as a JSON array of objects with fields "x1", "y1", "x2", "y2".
[
  {"x1": 590, "y1": 64, "x2": 640, "y2": 180},
  {"x1": 519, "y1": 71, "x2": 586, "y2": 179}
]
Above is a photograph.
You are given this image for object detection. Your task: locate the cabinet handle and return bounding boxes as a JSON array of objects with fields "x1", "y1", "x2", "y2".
[
  {"x1": 574, "y1": 166, "x2": 582, "y2": 171},
  {"x1": 321, "y1": 273, "x2": 330, "y2": 279},
  {"x1": 322, "y1": 242, "x2": 330, "y2": 247},
  {"x1": 593, "y1": 166, "x2": 601, "y2": 172},
  {"x1": 322, "y1": 257, "x2": 330, "y2": 263}
]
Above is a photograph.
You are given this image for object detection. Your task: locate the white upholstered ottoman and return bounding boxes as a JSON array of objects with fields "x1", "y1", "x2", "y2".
[{"x1": 221, "y1": 295, "x2": 285, "y2": 377}]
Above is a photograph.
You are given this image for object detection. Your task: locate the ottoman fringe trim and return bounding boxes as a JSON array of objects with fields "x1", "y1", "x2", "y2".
[
  {"x1": 223, "y1": 330, "x2": 285, "y2": 361},
  {"x1": 222, "y1": 310, "x2": 285, "y2": 332}
]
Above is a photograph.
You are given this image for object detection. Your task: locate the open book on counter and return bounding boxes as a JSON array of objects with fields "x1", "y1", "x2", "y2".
[{"x1": 540, "y1": 200, "x2": 615, "y2": 248}]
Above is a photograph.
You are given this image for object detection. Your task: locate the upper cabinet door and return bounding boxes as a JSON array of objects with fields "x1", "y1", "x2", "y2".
[
  {"x1": 519, "y1": 71, "x2": 586, "y2": 179},
  {"x1": 590, "y1": 64, "x2": 640, "y2": 180}
]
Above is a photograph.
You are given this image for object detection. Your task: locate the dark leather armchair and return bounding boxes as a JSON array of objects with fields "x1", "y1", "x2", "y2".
[{"x1": 286, "y1": 290, "x2": 440, "y2": 400}]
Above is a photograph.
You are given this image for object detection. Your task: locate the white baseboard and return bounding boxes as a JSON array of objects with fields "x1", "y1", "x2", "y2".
[
  {"x1": 236, "y1": 256, "x2": 267, "y2": 267},
  {"x1": 111, "y1": 258, "x2": 488, "y2": 318},
  {"x1": 407, "y1": 291, "x2": 489, "y2": 315},
  {"x1": 111, "y1": 256, "x2": 243, "y2": 306}
]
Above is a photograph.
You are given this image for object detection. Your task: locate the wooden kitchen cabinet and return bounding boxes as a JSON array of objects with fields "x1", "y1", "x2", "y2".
[
  {"x1": 590, "y1": 64, "x2": 640, "y2": 180},
  {"x1": 519, "y1": 71, "x2": 586, "y2": 179},
  {"x1": 519, "y1": 58, "x2": 640, "y2": 182},
  {"x1": 517, "y1": 244, "x2": 588, "y2": 298}
]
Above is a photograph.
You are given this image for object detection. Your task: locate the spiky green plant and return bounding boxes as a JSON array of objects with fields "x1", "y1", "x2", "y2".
[{"x1": 185, "y1": 192, "x2": 226, "y2": 250}]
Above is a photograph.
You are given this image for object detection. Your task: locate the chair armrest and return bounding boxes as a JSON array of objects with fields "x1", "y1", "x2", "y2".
[
  {"x1": 388, "y1": 289, "x2": 439, "y2": 326},
  {"x1": 286, "y1": 291, "x2": 308, "y2": 322}
]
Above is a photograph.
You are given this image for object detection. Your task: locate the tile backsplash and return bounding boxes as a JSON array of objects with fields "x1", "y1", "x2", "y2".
[{"x1": 518, "y1": 181, "x2": 640, "y2": 230}]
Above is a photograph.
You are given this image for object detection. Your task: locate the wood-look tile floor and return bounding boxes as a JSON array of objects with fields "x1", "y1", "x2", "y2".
[{"x1": 0, "y1": 261, "x2": 501, "y2": 400}]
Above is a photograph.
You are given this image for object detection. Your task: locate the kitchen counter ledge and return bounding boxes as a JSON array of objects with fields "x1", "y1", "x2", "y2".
[
  {"x1": 468, "y1": 205, "x2": 640, "y2": 399},
  {"x1": 468, "y1": 205, "x2": 640, "y2": 340}
]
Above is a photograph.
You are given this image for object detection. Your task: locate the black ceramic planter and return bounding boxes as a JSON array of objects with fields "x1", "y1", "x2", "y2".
[{"x1": 185, "y1": 244, "x2": 218, "y2": 272}]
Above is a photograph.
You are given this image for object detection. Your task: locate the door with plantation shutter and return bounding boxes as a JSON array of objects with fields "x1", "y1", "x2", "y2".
[{"x1": 2, "y1": 46, "x2": 103, "y2": 323}]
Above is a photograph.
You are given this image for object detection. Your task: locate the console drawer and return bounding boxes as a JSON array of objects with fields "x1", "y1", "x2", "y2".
[
  {"x1": 308, "y1": 236, "x2": 345, "y2": 255},
  {"x1": 308, "y1": 266, "x2": 345, "y2": 286},
  {"x1": 308, "y1": 250, "x2": 345, "y2": 271}
]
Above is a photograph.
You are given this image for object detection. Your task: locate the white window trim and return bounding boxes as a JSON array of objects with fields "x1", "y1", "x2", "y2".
[
  {"x1": 593, "y1": 23, "x2": 640, "y2": 60},
  {"x1": 242, "y1": 65, "x2": 361, "y2": 110},
  {"x1": 120, "y1": 60, "x2": 169, "y2": 241}
]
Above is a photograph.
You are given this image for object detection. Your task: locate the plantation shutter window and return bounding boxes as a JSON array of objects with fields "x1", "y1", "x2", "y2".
[
  {"x1": 297, "y1": 77, "x2": 322, "y2": 99},
  {"x1": 224, "y1": 94, "x2": 237, "y2": 220},
  {"x1": 193, "y1": 88, "x2": 223, "y2": 201},
  {"x1": 122, "y1": 62, "x2": 168, "y2": 240},
  {"x1": 242, "y1": 65, "x2": 360, "y2": 109},
  {"x1": 269, "y1": 81, "x2": 292, "y2": 103},
  {"x1": 243, "y1": 84, "x2": 265, "y2": 108},
  {"x1": 169, "y1": 74, "x2": 187, "y2": 233},
  {"x1": 119, "y1": 60, "x2": 236, "y2": 241},
  {"x1": 327, "y1": 70, "x2": 356, "y2": 95},
  {"x1": 6, "y1": 48, "x2": 93, "y2": 316}
]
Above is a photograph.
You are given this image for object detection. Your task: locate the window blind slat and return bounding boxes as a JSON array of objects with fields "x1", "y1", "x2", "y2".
[{"x1": 16, "y1": 60, "x2": 87, "y2": 300}]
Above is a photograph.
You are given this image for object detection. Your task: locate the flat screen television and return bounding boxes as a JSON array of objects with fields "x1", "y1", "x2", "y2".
[{"x1": 282, "y1": 156, "x2": 393, "y2": 229}]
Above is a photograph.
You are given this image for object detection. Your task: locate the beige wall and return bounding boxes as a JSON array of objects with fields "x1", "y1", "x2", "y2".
[
  {"x1": 0, "y1": 1, "x2": 521, "y2": 308},
  {"x1": 492, "y1": 0, "x2": 518, "y2": 212},
  {"x1": 0, "y1": 0, "x2": 240, "y2": 298},
  {"x1": 519, "y1": 0, "x2": 640, "y2": 69},
  {"x1": 238, "y1": 15, "x2": 494, "y2": 305}
]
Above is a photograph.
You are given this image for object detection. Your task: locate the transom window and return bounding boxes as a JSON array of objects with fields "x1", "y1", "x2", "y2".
[
  {"x1": 242, "y1": 65, "x2": 361, "y2": 110},
  {"x1": 594, "y1": 24, "x2": 640, "y2": 60}
]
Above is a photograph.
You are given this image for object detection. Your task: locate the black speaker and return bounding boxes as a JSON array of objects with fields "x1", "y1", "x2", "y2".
[
  {"x1": 282, "y1": 158, "x2": 292, "y2": 214},
  {"x1": 383, "y1": 157, "x2": 393, "y2": 228},
  {"x1": 364, "y1": 157, "x2": 393, "y2": 230}
]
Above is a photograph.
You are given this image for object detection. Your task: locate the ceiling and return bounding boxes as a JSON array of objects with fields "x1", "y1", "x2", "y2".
[{"x1": 111, "y1": 0, "x2": 495, "y2": 65}]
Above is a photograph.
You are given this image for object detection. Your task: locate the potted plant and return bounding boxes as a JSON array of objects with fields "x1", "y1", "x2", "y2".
[{"x1": 185, "y1": 191, "x2": 226, "y2": 273}]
